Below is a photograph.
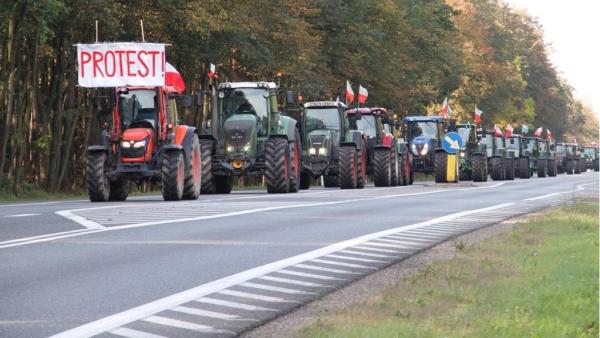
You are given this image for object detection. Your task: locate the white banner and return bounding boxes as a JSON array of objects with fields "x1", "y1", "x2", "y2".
[{"x1": 77, "y1": 43, "x2": 165, "y2": 88}]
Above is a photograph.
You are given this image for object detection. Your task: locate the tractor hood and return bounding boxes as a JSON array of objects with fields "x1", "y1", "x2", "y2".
[
  {"x1": 307, "y1": 130, "x2": 332, "y2": 157},
  {"x1": 411, "y1": 135, "x2": 432, "y2": 156},
  {"x1": 224, "y1": 114, "x2": 257, "y2": 156},
  {"x1": 122, "y1": 128, "x2": 153, "y2": 142}
]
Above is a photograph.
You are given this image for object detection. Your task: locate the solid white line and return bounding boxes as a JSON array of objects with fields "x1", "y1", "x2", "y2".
[
  {"x1": 217, "y1": 289, "x2": 293, "y2": 303},
  {"x1": 171, "y1": 306, "x2": 246, "y2": 320},
  {"x1": 48, "y1": 202, "x2": 515, "y2": 338},
  {"x1": 326, "y1": 254, "x2": 388, "y2": 263},
  {"x1": 294, "y1": 263, "x2": 360, "y2": 275},
  {"x1": 4, "y1": 213, "x2": 40, "y2": 218},
  {"x1": 276, "y1": 269, "x2": 346, "y2": 281},
  {"x1": 56, "y1": 205, "x2": 136, "y2": 230},
  {"x1": 0, "y1": 229, "x2": 92, "y2": 246},
  {"x1": 196, "y1": 297, "x2": 276, "y2": 311},
  {"x1": 0, "y1": 200, "x2": 88, "y2": 208},
  {"x1": 239, "y1": 282, "x2": 313, "y2": 295},
  {"x1": 338, "y1": 249, "x2": 397, "y2": 258},
  {"x1": 311, "y1": 258, "x2": 375, "y2": 269},
  {"x1": 143, "y1": 315, "x2": 234, "y2": 335},
  {"x1": 258, "y1": 275, "x2": 326, "y2": 288},
  {"x1": 110, "y1": 327, "x2": 167, "y2": 338}
]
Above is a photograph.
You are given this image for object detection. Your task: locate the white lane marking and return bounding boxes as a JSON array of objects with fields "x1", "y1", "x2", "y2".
[
  {"x1": 4, "y1": 213, "x2": 40, "y2": 218},
  {"x1": 385, "y1": 235, "x2": 434, "y2": 243},
  {"x1": 408, "y1": 229, "x2": 452, "y2": 235},
  {"x1": 0, "y1": 200, "x2": 88, "y2": 208},
  {"x1": 276, "y1": 269, "x2": 346, "y2": 281},
  {"x1": 143, "y1": 315, "x2": 235, "y2": 335},
  {"x1": 217, "y1": 289, "x2": 294, "y2": 303},
  {"x1": 56, "y1": 205, "x2": 136, "y2": 230},
  {"x1": 258, "y1": 275, "x2": 326, "y2": 288},
  {"x1": 311, "y1": 258, "x2": 375, "y2": 270},
  {"x1": 110, "y1": 327, "x2": 167, "y2": 338},
  {"x1": 362, "y1": 241, "x2": 413, "y2": 249},
  {"x1": 326, "y1": 254, "x2": 388, "y2": 264},
  {"x1": 338, "y1": 249, "x2": 397, "y2": 258},
  {"x1": 196, "y1": 297, "x2": 276, "y2": 311},
  {"x1": 171, "y1": 306, "x2": 250, "y2": 321},
  {"x1": 395, "y1": 232, "x2": 444, "y2": 239},
  {"x1": 239, "y1": 282, "x2": 314, "y2": 295},
  {"x1": 523, "y1": 182, "x2": 597, "y2": 201},
  {"x1": 0, "y1": 229, "x2": 92, "y2": 246},
  {"x1": 109, "y1": 327, "x2": 167, "y2": 338},
  {"x1": 48, "y1": 202, "x2": 515, "y2": 338},
  {"x1": 353, "y1": 245, "x2": 409, "y2": 254},
  {"x1": 294, "y1": 264, "x2": 359, "y2": 275},
  {"x1": 375, "y1": 238, "x2": 425, "y2": 246}
]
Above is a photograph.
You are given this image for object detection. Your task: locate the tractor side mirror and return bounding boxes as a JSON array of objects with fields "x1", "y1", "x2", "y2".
[
  {"x1": 286, "y1": 91, "x2": 295, "y2": 105},
  {"x1": 193, "y1": 93, "x2": 203, "y2": 107}
]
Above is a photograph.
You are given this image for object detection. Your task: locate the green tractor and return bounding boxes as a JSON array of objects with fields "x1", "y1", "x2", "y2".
[
  {"x1": 564, "y1": 143, "x2": 581, "y2": 175},
  {"x1": 297, "y1": 100, "x2": 366, "y2": 189},
  {"x1": 506, "y1": 134, "x2": 526, "y2": 178},
  {"x1": 523, "y1": 137, "x2": 549, "y2": 178},
  {"x1": 454, "y1": 123, "x2": 487, "y2": 182},
  {"x1": 582, "y1": 145, "x2": 599, "y2": 172},
  {"x1": 542, "y1": 138, "x2": 557, "y2": 177},
  {"x1": 198, "y1": 82, "x2": 301, "y2": 194},
  {"x1": 480, "y1": 130, "x2": 513, "y2": 181}
]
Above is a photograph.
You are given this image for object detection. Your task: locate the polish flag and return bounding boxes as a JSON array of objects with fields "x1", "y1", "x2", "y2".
[
  {"x1": 165, "y1": 62, "x2": 185, "y2": 93},
  {"x1": 505, "y1": 124, "x2": 514, "y2": 137},
  {"x1": 474, "y1": 107, "x2": 483, "y2": 123},
  {"x1": 358, "y1": 85, "x2": 368, "y2": 104},
  {"x1": 546, "y1": 128, "x2": 552, "y2": 140},
  {"x1": 208, "y1": 63, "x2": 217, "y2": 79},
  {"x1": 441, "y1": 97, "x2": 449, "y2": 118},
  {"x1": 494, "y1": 124, "x2": 503, "y2": 137},
  {"x1": 345, "y1": 80, "x2": 354, "y2": 104},
  {"x1": 533, "y1": 127, "x2": 543, "y2": 137}
]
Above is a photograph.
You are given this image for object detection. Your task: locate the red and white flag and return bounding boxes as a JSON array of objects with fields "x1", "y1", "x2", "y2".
[
  {"x1": 358, "y1": 85, "x2": 368, "y2": 104},
  {"x1": 474, "y1": 107, "x2": 483, "y2": 123},
  {"x1": 208, "y1": 63, "x2": 217, "y2": 79},
  {"x1": 165, "y1": 62, "x2": 185, "y2": 93},
  {"x1": 505, "y1": 124, "x2": 513, "y2": 137},
  {"x1": 494, "y1": 124, "x2": 503, "y2": 137},
  {"x1": 533, "y1": 127, "x2": 543, "y2": 137},
  {"x1": 546, "y1": 128, "x2": 552, "y2": 140},
  {"x1": 441, "y1": 97, "x2": 450, "y2": 118},
  {"x1": 345, "y1": 80, "x2": 354, "y2": 104}
]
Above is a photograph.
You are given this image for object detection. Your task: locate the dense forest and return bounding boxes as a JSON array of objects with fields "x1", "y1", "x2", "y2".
[{"x1": 0, "y1": 0, "x2": 597, "y2": 195}]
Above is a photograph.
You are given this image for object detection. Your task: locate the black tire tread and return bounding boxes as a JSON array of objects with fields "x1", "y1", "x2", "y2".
[
  {"x1": 265, "y1": 137, "x2": 290, "y2": 193},
  {"x1": 87, "y1": 152, "x2": 110, "y2": 202},
  {"x1": 199, "y1": 139, "x2": 216, "y2": 194},
  {"x1": 373, "y1": 149, "x2": 392, "y2": 187},
  {"x1": 434, "y1": 152, "x2": 448, "y2": 183},
  {"x1": 162, "y1": 150, "x2": 185, "y2": 201},
  {"x1": 339, "y1": 146, "x2": 357, "y2": 189}
]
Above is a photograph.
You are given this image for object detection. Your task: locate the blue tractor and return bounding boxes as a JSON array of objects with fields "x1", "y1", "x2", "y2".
[{"x1": 404, "y1": 116, "x2": 448, "y2": 175}]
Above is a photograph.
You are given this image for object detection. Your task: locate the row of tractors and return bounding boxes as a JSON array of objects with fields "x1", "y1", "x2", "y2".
[{"x1": 86, "y1": 80, "x2": 598, "y2": 202}]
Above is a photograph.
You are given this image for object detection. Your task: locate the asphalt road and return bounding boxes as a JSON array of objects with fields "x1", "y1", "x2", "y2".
[{"x1": 0, "y1": 173, "x2": 598, "y2": 338}]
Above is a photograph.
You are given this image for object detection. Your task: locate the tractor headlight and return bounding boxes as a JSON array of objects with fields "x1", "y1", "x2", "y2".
[
  {"x1": 243, "y1": 144, "x2": 250, "y2": 152},
  {"x1": 226, "y1": 145, "x2": 234, "y2": 152},
  {"x1": 121, "y1": 141, "x2": 131, "y2": 148},
  {"x1": 309, "y1": 147, "x2": 316, "y2": 155},
  {"x1": 419, "y1": 143, "x2": 429, "y2": 156},
  {"x1": 318, "y1": 147, "x2": 327, "y2": 156},
  {"x1": 133, "y1": 140, "x2": 146, "y2": 148},
  {"x1": 410, "y1": 143, "x2": 417, "y2": 155},
  {"x1": 460, "y1": 151, "x2": 465, "y2": 158}
]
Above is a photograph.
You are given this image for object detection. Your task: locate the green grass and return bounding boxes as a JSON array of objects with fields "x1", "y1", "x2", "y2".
[{"x1": 298, "y1": 202, "x2": 599, "y2": 338}]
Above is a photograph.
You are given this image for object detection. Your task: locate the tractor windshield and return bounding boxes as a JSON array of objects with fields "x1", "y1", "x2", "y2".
[
  {"x1": 495, "y1": 136, "x2": 505, "y2": 148},
  {"x1": 407, "y1": 121, "x2": 438, "y2": 139},
  {"x1": 221, "y1": 88, "x2": 269, "y2": 136},
  {"x1": 540, "y1": 141, "x2": 547, "y2": 154},
  {"x1": 584, "y1": 148, "x2": 596, "y2": 158},
  {"x1": 305, "y1": 108, "x2": 340, "y2": 133},
  {"x1": 556, "y1": 144, "x2": 566, "y2": 154},
  {"x1": 118, "y1": 89, "x2": 157, "y2": 129},
  {"x1": 481, "y1": 134, "x2": 493, "y2": 148},
  {"x1": 525, "y1": 139, "x2": 536, "y2": 152},
  {"x1": 507, "y1": 137, "x2": 520, "y2": 150},
  {"x1": 457, "y1": 127, "x2": 472, "y2": 145},
  {"x1": 355, "y1": 115, "x2": 377, "y2": 138}
]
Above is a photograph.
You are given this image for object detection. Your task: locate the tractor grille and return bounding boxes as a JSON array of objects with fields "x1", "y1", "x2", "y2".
[{"x1": 121, "y1": 147, "x2": 146, "y2": 158}]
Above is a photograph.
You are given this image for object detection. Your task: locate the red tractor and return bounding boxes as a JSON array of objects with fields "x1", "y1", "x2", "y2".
[{"x1": 87, "y1": 80, "x2": 201, "y2": 201}]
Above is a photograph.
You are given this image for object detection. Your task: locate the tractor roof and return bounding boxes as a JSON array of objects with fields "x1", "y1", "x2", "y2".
[
  {"x1": 304, "y1": 101, "x2": 346, "y2": 109},
  {"x1": 218, "y1": 82, "x2": 277, "y2": 89},
  {"x1": 404, "y1": 116, "x2": 446, "y2": 122},
  {"x1": 345, "y1": 107, "x2": 387, "y2": 116}
]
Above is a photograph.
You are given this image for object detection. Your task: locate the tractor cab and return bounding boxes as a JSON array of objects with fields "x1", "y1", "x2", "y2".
[
  {"x1": 523, "y1": 137, "x2": 540, "y2": 158},
  {"x1": 347, "y1": 107, "x2": 392, "y2": 148},
  {"x1": 303, "y1": 101, "x2": 347, "y2": 158},
  {"x1": 404, "y1": 116, "x2": 447, "y2": 173},
  {"x1": 506, "y1": 134, "x2": 523, "y2": 158},
  {"x1": 454, "y1": 123, "x2": 478, "y2": 156}
]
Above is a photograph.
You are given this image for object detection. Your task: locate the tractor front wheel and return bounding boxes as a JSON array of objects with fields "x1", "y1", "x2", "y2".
[
  {"x1": 490, "y1": 157, "x2": 504, "y2": 181},
  {"x1": 373, "y1": 149, "x2": 392, "y2": 187},
  {"x1": 434, "y1": 151, "x2": 448, "y2": 183},
  {"x1": 594, "y1": 159, "x2": 599, "y2": 172},
  {"x1": 537, "y1": 159, "x2": 547, "y2": 177},
  {"x1": 162, "y1": 150, "x2": 185, "y2": 201},
  {"x1": 504, "y1": 158, "x2": 515, "y2": 180},
  {"x1": 339, "y1": 146, "x2": 358, "y2": 189},
  {"x1": 109, "y1": 178, "x2": 129, "y2": 201},
  {"x1": 390, "y1": 151, "x2": 399, "y2": 186},
  {"x1": 215, "y1": 176, "x2": 232, "y2": 194},
  {"x1": 199, "y1": 139, "x2": 215, "y2": 194},
  {"x1": 288, "y1": 132, "x2": 301, "y2": 193},
  {"x1": 265, "y1": 137, "x2": 291, "y2": 193},
  {"x1": 87, "y1": 151, "x2": 110, "y2": 202},
  {"x1": 519, "y1": 157, "x2": 530, "y2": 178},
  {"x1": 356, "y1": 147, "x2": 366, "y2": 189},
  {"x1": 547, "y1": 159, "x2": 557, "y2": 177},
  {"x1": 471, "y1": 154, "x2": 487, "y2": 182},
  {"x1": 323, "y1": 175, "x2": 338, "y2": 187},
  {"x1": 299, "y1": 172, "x2": 311, "y2": 190},
  {"x1": 183, "y1": 135, "x2": 202, "y2": 200},
  {"x1": 566, "y1": 160, "x2": 575, "y2": 174},
  {"x1": 574, "y1": 159, "x2": 581, "y2": 174}
]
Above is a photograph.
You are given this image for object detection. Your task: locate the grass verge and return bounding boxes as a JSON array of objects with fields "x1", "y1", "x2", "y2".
[{"x1": 298, "y1": 202, "x2": 599, "y2": 337}]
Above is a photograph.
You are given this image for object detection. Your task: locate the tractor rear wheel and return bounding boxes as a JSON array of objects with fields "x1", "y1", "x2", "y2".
[
  {"x1": 183, "y1": 135, "x2": 202, "y2": 200},
  {"x1": 339, "y1": 146, "x2": 358, "y2": 189},
  {"x1": 356, "y1": 148, "x2": 366, "y2": 189},
  {"x1": 594, "y1": 159, "x2": 599, "y2": 172},
  {"x1": 215, "y1": 176, "x2": 232, "y2": 193},
  {"x1": 490, "y1": 157, "x2": 504, "y2": 181},
  {"x1": 579, "y1": 159, "x2": 586, "y2": 173},
  {"x1": 472, "y1": 154, "x2": 487, "y2": 182},
  {"x1": 390, "y1": 151, "x2": 399, "y2": 186},
  {"x1": 537, "y1": 159, "x2": 547, "y2": 177},
  {"x1": 323, "y1": 175, "x2": 338, "y2": 187},
  {"x1": 399, "y1": 155, "x2": 407, "y2": 186},
  {"x1": 265, "y1": 137, "x2": 291, "y2": 193},
  {"x1": 162, "y1": 150, "x2": 185, "y2": 201},
  {"x1": 299, "y1": 172, "x2": 311, "y2": 190},
  {"x1": 109, "y1": 178, "x2": 129, "y2": 201},
  {"x1": 504, "y1": 158, "x2": 515, "y2": 180},
  {"x1": 574, "y1": 159, "x2": 581, "y2": 174},
  {"x1": 199, "y1": 139, "x2": 215, "y2": 194},
  {"x1": 288, "y1": 132, "x2": 301, "y2": 193},
  {"x1": 566, "y1": 160, "x2": 575, "y2": 174},
  {"x1": 373, "y1": 149, "x2": 392, "y2": 187},
  {"x1": 434, "y1": 151, "x2": 448, "y2": 183},
  {"x1": 547, "y1": 159, "x2": 557, "y2": 177},
  {"x1": 87, "y1": 151, "x2": 110, "y2": 202},
  {"x1": 519, "y1": 157, "x2": 530, "y2": 179}
]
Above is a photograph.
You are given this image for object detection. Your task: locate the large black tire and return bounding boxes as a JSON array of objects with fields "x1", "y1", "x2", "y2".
[
  {"x1": 356, "y1": 147, "x2": 366, "y2": 189},
  {"x1": 288, "y1": 132, "x2": 301, "y2": 193},
  {"x1": 299, "y1": 172, "x2": 311, "y2": 190},
  {"x1": 434, "y1": 151, "x2": 448, "y2": 183},
  {"x1": 566, "y1": 160, "x2": 575, "y2": 175},
  {"x1": 547, "y1": 159, "x2": 557, "y2": 177},
  {"x1": 162, "y1": 150, "x2": 185, "y2": 201},
  {"x1": 183, "y1": 135, "x2": 202, "y2": 200},
  {"x1": 409, "y1": 166, "x2": 414, "y2": 185},
  {"x1": 265, "y1": 137, "x2": 291, "y2": 193},
  {"x1": 215, "y1": 176, "x2": 232, "y2": 193},
  {"x1": 472, "y1": 154, "x2": 487, "y2": 182},
  {"x1": 594, "y1": 159, "x2": 599, "y2": 172},
  {"x1": 199, "y1": 139, "x2": 215, "y2": 194},
  {"x1": 490, "y1": 157, "x2": 504, "y2": 181},
  {"x1": 574, "y1": 159, "x2": 581, "y2": 174},
  {"x1": 399, "y1": 155, "x2": 407, "y2": 186},
  {"x1": 579, "y1": 159, "x2": 586, "y2": 173},
  {"x1": 323, "y1": 175, "x2": 338, "y2": 187},
  {"x1": 87, "y1": 151, "x2": 110, "y2": 202},
  {"x1": 504, "y1": 158, "x2": 515, "y2": 180},
  {"x1": 339, "y1": 146, "x2": 358, "y2": 189},
  {"x1": 537, "y1": 159, "x2": 547, "y2": 177},
  {"x1": 519, "y1": 157, "x2": 530, "y2": 179},
  {"x1": 109, "y1": 178, "x2": 129, "y2": 201},
  {"x1": 373, "y1": 149, "x2": 392, "y2": 187}
]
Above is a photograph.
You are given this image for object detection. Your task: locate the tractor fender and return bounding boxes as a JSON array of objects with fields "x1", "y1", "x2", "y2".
[
  {"x1": 167, "y1": 126, "x2": 197, "y2": 164},
  {"x1": 375, "y1": 144, "x2": 393, "y2": 151},
  {"x1": 273, "y1": 116, "x2": 297, "y2": 141},
  {"x1": 341, "y1": 130, "x2": 364, "y2": 150},
  {"x1": 87, "y1": 145, "x2": 107, "y2": 153},
  {"x1": 434, "y1": 147, "x2": 446, "y2": 154}
]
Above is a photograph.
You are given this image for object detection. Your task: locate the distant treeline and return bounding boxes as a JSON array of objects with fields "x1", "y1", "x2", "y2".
[{"x1": 0, "y1": 0, "x2": 597, "y2": 193}]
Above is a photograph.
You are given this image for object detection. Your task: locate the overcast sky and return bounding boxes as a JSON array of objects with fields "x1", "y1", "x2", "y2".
[{"x1": 503, "y1": 0, "x2": 600, "y2": 117}]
